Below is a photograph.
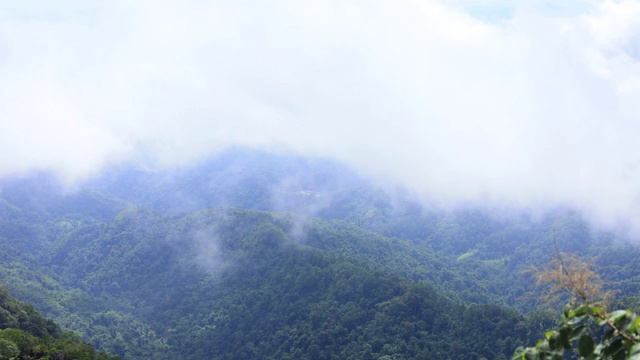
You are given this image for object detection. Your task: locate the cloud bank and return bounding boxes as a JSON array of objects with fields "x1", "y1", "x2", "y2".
[{"x1": 1, "y1": 0, "x2": 640, "y2": 230}]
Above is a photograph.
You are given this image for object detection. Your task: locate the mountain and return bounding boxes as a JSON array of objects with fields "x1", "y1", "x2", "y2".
[
  {"x1": 0, "y1": 283, "x2": 120, "y2": 360},
  {"x1": 0, "y1": 149, "x2": 639, "y2": 359}
]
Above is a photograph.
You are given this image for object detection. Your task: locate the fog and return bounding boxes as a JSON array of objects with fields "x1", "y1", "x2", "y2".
[{"x1": 1, "y1": 1, "x2": 640, "y2": 231}]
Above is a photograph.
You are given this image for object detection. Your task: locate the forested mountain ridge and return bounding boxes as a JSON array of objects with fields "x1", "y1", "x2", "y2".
[
  {"x1": 0, "y1": 283, "x2": 120, "y2": 359},
  {"x1": 0, "y1": 150, "x2": 639, "y2": 359},
  {"x1": 84, "y1": 150, "x2": 640, "y2": 307},
  {"x1": 0, "y1": 205, "x2": 540, "y2": 359}
]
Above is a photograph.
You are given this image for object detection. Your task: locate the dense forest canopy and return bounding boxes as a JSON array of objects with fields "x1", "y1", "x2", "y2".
[
  {"x1": 0, "y1": 150, "x2": 639, "y2": 359},
  {"x1": 0, "y1": 283, "x2": 120, "y2": 359}
]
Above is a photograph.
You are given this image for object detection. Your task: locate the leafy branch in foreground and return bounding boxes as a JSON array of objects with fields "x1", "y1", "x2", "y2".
[{"x1": 514, "y1": 247, "x2": 640, "y2": 360}]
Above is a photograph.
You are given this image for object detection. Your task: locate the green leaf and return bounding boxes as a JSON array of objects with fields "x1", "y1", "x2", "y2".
[
  {"x1": 602, "y1": 328, "x2": 615, "y2": 343},
  {"x1": 539, "y1": 341, "x2": 550, "y2": 354},
  {"x1": 603, "y1": 338, "x2": 623, "y2": 357},
  {"x1": 612, "y1": 347, "x2": 626, "y2": 360},
  {"x1": 567, "y1": 315, "x2": 586, "y2": 326},
  {"x1": 606, "y1": 310, "x2": 629, "y2": 323},
  {"x1": 512, "y1": 346, "x2": 525, "y2": 360},
  {"x1": 524, "y1": 348, "x2": 537, "y2": 360},
  {"x1": 558, "y1": 326, "x2": 571, "y2": 349},
  {"x1": 548, "y1": 332, "x2": 561, "y2": 350},
  {"x1": 628, "y1": 343, "x2": 640, "y2": 360},
  {"x1": 600, "y1": 311, "x2": 628, "y2": 327},
  {"x1": 569, "y1": 325, "x2": 586, "y2": 341},
  {"x1": 590, "y1": 306, "x2": 604, "y2": 316},
  {"x1": 545, "y1": 331, "x2": 555, "y2": 340},
  {"x1": 513, "y1": 346, "x2": 538, "y2": 360},
  {"x1": 569, "y1": 305, "x2": 589, "y2": 318},
  {"x1": 614, "y1": 313, "x2": 636, "y2": 332},
  {"x1": 578, "y1": 334, "x2": 595, "y2": 357}
]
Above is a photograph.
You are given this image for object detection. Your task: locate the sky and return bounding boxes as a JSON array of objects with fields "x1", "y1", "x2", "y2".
[{"x1": 1, "y1": 0, "x2": 640, "y2": 231}]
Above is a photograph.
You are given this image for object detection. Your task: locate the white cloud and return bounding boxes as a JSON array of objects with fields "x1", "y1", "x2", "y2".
[{"x1": 1, "y1": 0, "x2": 640, "y2": 231}]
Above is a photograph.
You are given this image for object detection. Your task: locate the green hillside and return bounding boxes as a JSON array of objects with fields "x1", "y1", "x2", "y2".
[
  {"x1": 13, "y1": 207, "x2": 539, "y2": 358},
  {"x1": 0, "y1": 283, "x2": 120, "y2": 360},
  {"x1": 0, "y1": 152, "x2": 639, "y2": 359}
]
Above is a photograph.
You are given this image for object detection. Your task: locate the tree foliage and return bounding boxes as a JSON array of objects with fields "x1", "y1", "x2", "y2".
[
  {"x1": 0, "y1": 285, "x2": 121, "y2": 360},
  {"x1": 514, "y1": 250, "x2": 640, "y2": 360}
]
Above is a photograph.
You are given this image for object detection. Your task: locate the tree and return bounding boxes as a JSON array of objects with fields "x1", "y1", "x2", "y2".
[
  {"x1": 513, "y1": 248, "x2": 640, "y2": 359},
  {"x1": 0, "y1": 338, "x2": 19, "y2": 360}
]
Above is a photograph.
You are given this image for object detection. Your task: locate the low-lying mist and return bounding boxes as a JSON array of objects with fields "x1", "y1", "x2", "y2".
[{"x1": 1, "y1": 1, "x2": 640, "y2": 235}]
